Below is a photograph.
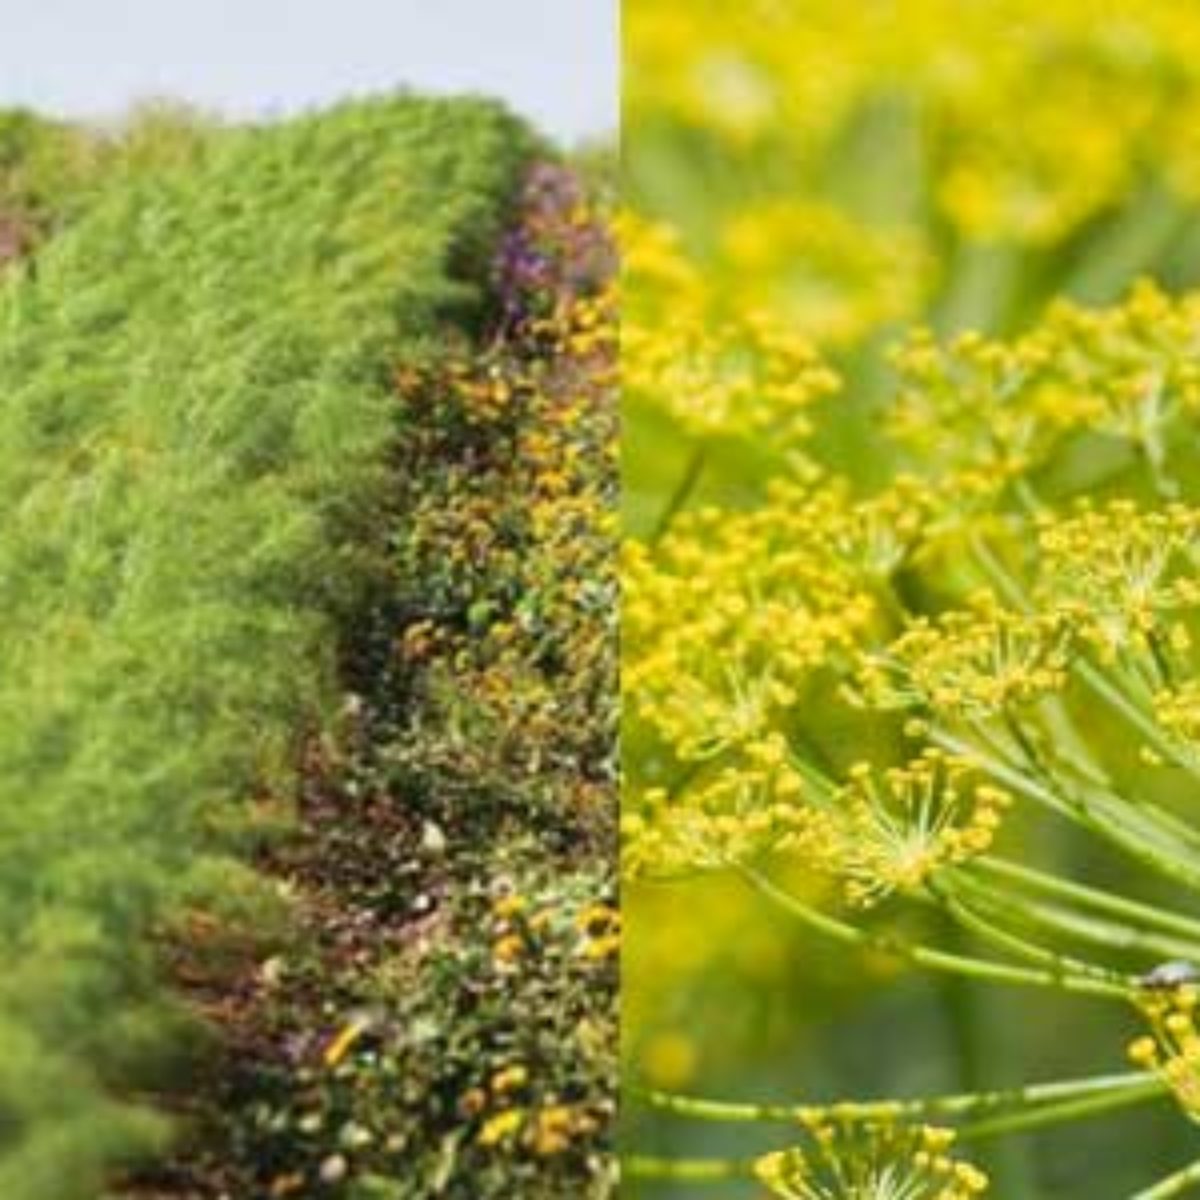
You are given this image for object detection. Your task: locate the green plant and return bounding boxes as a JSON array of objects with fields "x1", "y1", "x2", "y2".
[{"x1": 0, "y1": 93, "x2": 532, "y2": 1198}]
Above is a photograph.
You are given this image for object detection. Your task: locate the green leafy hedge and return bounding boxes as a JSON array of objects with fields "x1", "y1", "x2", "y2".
[{"x1": 0, "y1": 93, "x2": 535, "y2": 1198}]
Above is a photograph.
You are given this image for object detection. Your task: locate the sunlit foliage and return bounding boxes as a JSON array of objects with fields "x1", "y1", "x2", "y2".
[{"x1": 0, "y1": 95, "x2": 531, "y2": 1197}]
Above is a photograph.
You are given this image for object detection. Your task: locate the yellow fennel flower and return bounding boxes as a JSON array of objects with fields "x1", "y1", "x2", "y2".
[{"x1": 755, "y1": 1119, "x2": 988, "y2": 1199}]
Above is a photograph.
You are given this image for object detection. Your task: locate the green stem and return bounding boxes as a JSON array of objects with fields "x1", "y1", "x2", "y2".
[
  {"x1": 932, "y1": 730, "x2": 1200, "y2": 894},
  {"x1": 967, "y1": 531, "x2": 1200, "y2": 802},
  {"x1": 1132, "y1": 1158, "x2": 1200, "y2": 1200},
  {"x1": 1063, "y1": 184, "x2": 1190, "y2": 304},
  {"x1": 974, "y1": 856, "x2": 1200, "y2": 944},
  {"x1": 935, "y1": 238, "x2": 1023, "y2": 334},
  {"x1": 1071, "y1": 776, "x2": 1200, "y2": 864},
  {"x1": 624, "y1": 1154, "x2": 752, "y2": 1181},
  {"x1": 951, "y1": 868, "x2": 1200, "y2": 964},
  {"x1": 739, "y1": 864, "x2": 1128, "y2": 998},
  {"x1": 931, "y1": 881, "x2": 1124, "y2": 985},
  {"x1": 959, "y1": 1076, "x2": 1165, "y2": 1141},
  {"x1": 651, "y1": 443, "x2": 707, "y2": 543},
  {"x1": 632, "y1": 1071, "x2": 1158, "y2": 1125},
  {"x1": 1075, "y1": 659, "x2": 1200, "y2": 783},
  {"x1": 968, "y1": 531, "x2": 1031, "y2": 613}
]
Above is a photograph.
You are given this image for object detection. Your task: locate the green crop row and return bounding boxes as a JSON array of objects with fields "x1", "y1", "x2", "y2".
[{"x1": 0, "y1": 94, "x2": 535, "y2": 1198}]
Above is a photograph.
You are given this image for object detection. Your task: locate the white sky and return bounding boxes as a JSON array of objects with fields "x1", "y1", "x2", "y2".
[{"x1": 0, "y1": 0, "x2": 617, "y2": 143}]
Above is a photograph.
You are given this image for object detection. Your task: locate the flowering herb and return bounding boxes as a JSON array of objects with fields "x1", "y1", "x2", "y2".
[{"x1": 624, "y1": 2, "x2": 1200, "y2": 1194}]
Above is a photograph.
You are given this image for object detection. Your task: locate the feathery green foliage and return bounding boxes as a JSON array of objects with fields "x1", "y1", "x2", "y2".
[{"x1": 0, "y1": 93, "x2": 534, "y2": 1198}]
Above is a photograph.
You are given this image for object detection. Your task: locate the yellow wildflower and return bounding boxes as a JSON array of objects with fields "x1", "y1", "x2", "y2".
[
  {"x1": 755, "y1": 1119, "x2": 988, "y2": 1199},
  {"x1": 477, "y1": 1108, "x2": 524, "y2": 1147}
]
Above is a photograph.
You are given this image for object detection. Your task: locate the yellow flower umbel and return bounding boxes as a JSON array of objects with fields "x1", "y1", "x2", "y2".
[
  {"x1": 854, "y1": 605, "x2": 1072, "y2": 724},
  {"x1": 891, "y1": 283, "x2": 1200, "y2": 499},
  {"x1": 834, "y1": 752, "x2": 1012, "y2": 908},
  {"x1": 1031, "y1": 282, "x2": 1200, "y2": 466},
  {"x1": 754, "y1": 1120, "x2": 988, "y2": 1200},
  {"x1": 1036, "y1": 501, "x2": 1200, "y2": 661},
  {"x1": 889, "y1": 325, "x2": 1073, "y2": 490},
  {"x1": 627, "y1": 0, "x2": 1200, "y2": 246},
  {"x1": 621, "y1": 212, "x2": 838, "y2": 454},
  {"x1": 1130, "y1": 985, "x2": 1200, "y2": 1123},
  {"x1": 622, "y1": 752, "x2": 813, "y2": 880},
  {"x1": 624, "y1": 495, "x2": 876, "y2": 764}
]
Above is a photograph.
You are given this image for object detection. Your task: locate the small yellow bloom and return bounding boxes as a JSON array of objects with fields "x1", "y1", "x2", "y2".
[
  {"x1": 582, "y1": 933, "x2": 620, "y2": 960},
  {"x1": 493, "y1": 933, "x2": 525, "y2": 964},
  {"x1": 575, "y1": 902, "x2": 620, "y2": 936},
  {"x1": 529, "y1": 1105, "x2": 579, "y2": 1156},
  {"x1": 490, "y1": 1064, "x2": 529, "y2": 1095},
  {"x1": 477, "y1": 1108, "x2": 524, "y2": 1147},
  {"x1": 492, "y1": 894, "x2": 527, "y2": 920}
]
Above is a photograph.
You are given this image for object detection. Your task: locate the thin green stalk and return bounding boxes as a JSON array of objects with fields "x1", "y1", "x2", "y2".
[
  {"x1": 967, "y1": 532, "x2": 1200, "y2": 795},
  {"x1": 991, "y1": 710, "x2": 1196, "y2": 859},
  {"x1": 786, "y1": 747, "x2": 839, "y2": 799},
  {"x1": 1013, "y1": 477, "x2": 1046, "y2": 517},
  {"x1": 739, "y1": 864, "x2": 1128, "y2": 998},
  {"x1": 651, "y1": 443, "x2": 707, "y2": 543},
  {"x1": 935, "y1": 238, "x2": 1024, "y2": 334},
  {"x1": 931, "y1": 881, "x2": 1124, "y2": 986},
  {"x1": 959, "y1": 1076, "x2": 1166, "y2": 1141},
  {"x1": 1075, "y1": 659, "x2": 1200, "y2": 783},
  {"x1": 1071, "y1": 777, "x2": 1200, "y2": 862},
  {"x1": 974, "y1": 856, "x2": 1200, "y2": 944},
  {"x1": 1133, "y1": 1159, "x2": 1200, "y2": 1200},
  {"x1": 950, "y1": 869, "x2": 1200, "y2": 964},
  {"x1": 632, "y1": 1071, "x2": 1157, "y2": 1125},
  {"x1": 932, "y1": 730, "x2": 1200, "y2": 894},
  {"x1": 1063, "y1": 185, "x2": 1190, "y2": 304},
  {"x1": 624, "y1": 1154, "x2": 753, "y2": 1182},
  {"x1": 968, "y1": 530, "x2": 1032, "y2": 613},
  {"x1": 934, "y1": 945, "x2": 1039, "y2": 1196}
]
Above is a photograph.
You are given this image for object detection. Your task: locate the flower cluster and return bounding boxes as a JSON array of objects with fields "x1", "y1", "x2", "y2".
[
  {"x1": 1130, "y1": 984, "x2": 1200, "y2": 1123},
  {"x1": 623, "y1": 0, "x2": 1200, "y2": 1193},
  {"x1": 1036, "y1": 501, "x2": 1200, "y2": 659},
  {"x1": 625, "y1": 269, "x2": 1200, "y2": 1190},
  {"x1": 374, "y1": 161, "x2": 617, "y2": 1194},
  {"x1": 492, "y1": 160, "x2": 615, "y2": 333},
  {"x1": 834, "y1": 753, "x2": 1012, "y2": 907},
  {"x1": 390, "y1": 162, "x2": 616, "y2": 827},
  {"x1": 755, "y1": 1119, "x2": 988, "y2": 1200},
  {"x1": 854, "y1": 605, "x2": 1074, "y2": 723},
  {"x1": 627, "y1": 0, "x2": 1200, "y2": 245},
  {"x1": 891, "y1": 282, "x2": 1200, "y2": 496},
  {"x1": 622, "y1": 212, "x2": 839, "y2": 452}
]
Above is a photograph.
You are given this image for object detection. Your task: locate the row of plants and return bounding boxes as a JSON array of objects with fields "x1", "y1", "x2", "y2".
[
  {"x1": 373, "y1": 158, "x2": 619, "y2": 1195},
  {"x1": 0, "y1": 94, "x2": 534, "y2": 1198},
  {"x1": 116, "y1": 158, "x2": 617, "y2": 1200}
]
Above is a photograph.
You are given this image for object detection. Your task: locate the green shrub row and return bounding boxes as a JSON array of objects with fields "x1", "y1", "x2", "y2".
[{"x1": 0, "y1": 93, "x2": 535, "y2": 1198}]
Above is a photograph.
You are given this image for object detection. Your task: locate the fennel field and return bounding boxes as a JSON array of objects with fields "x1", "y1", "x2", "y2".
[{"x1": 1, "y1": 95, "x2": 615, "y2": 1199}]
